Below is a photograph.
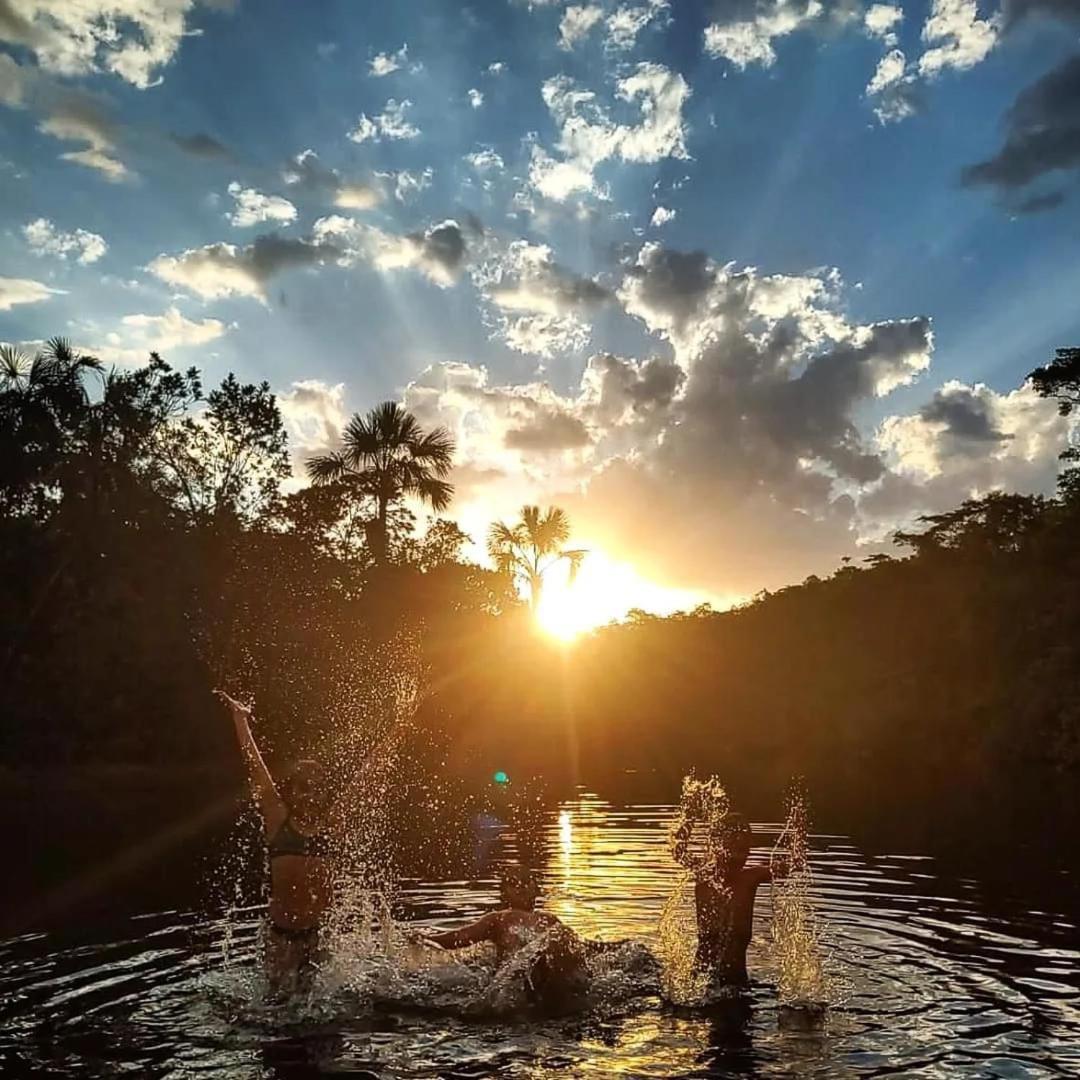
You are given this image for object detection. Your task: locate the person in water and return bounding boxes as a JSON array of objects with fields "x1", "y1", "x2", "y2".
[
  {"x1": 216, "y1": 689, "x2": 336, "y2": 993},
  {"x1": 679, "y1": 812, "x2": 777, "y2": 989},
  {"x1": 419, "y1": 865, "x2": 592, "y2": 1015}
]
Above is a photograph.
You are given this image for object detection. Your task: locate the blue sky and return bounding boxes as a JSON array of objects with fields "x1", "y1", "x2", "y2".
[{"x1": 1, "y1": 0, "x2": 1078, "y2": 602}]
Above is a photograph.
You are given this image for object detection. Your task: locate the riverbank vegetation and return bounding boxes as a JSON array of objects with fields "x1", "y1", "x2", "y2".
[{"x1": 2, "y1": 341, "x2": 1079, "y2": 879}]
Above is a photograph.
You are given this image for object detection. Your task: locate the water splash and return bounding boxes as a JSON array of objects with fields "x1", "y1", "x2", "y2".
[{"x1": 770, "y1": 783, "x2": 828, "y2": 1014}]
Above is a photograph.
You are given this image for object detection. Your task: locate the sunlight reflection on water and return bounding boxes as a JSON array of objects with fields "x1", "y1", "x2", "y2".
[{"x1": 1, "y1": 792, "x2": 1079, "y2": 1077}]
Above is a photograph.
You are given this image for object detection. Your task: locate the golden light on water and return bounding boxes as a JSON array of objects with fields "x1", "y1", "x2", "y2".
[{"x1": 534, "y1": 550, "x2": 714, "y2": 641}]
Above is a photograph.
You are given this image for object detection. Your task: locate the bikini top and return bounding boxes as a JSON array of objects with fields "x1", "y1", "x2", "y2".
[{"x1": 268, "y1": 816, "x2": 332, "y2": 859}]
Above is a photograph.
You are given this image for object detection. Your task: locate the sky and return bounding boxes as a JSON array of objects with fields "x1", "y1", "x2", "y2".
[{"x1": 1, "y1": 0, "x2": 1079, "y2": 611}]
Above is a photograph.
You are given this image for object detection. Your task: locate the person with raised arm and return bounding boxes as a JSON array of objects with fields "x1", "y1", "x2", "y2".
[{"x1": 215, "y1": 689, "x2": 336, "y2": 993}]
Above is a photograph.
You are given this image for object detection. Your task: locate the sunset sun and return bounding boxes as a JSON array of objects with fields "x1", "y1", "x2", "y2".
[{"x1": 533, "y1": 550, "x2": 713, "y2": 641}]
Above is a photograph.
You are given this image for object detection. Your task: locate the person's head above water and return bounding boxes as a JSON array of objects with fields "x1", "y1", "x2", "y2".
[
  {"x1": 500, "y1": 864, "x2": 540, "y2": 910},
  {"x1": 709, "y1": 812, "x2": 753, "y2": 880},
  {"x1": 282, "y1": 758, "x2": 327, "y2": 821}
]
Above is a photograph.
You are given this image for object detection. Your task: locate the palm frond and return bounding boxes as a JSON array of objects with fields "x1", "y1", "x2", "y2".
[
  {"x1": 306, "y1": 451, "x2": 349, "y2": 484},
  {"x1": 410, "y1": 426, "x2": 455, "y2": 473},
  {"x1": 410, "y1": 474, "x2": 454, "y2": 512}
]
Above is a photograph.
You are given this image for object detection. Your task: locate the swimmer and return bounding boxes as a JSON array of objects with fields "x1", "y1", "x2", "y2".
[
  {"x1": 216, "y1": 689, "x2": 339, "y2": 995},
  {"x1": 418, "y1": 866, "x2": 591, "y2": 1015}
]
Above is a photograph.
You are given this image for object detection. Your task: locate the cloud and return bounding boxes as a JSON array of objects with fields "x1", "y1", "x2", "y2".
[
  {"x1": 312, "y1": 215, "x2": 468, "y2": 288},
  {"x1": 866, "y1": 379, "x2": 1069, "y2": 527},
  {"x1": 866, "y1": 49, "x2": 921, "y2": 124},
  {"x1": 703, "y1": 0, "x2": 825, "y2": 70},
  {"x1": 38, "y1": 92, "x2": 130, "y2": 180},
  {"x1": 23, "y1": 217, "x2": 107, "y2": 264},
  {"x1": 505, "y1": 410, "x2": 591, "y2": 452},
  {"x1": 147, "y1": 233, "x2": 340, "y2": 302},
  {"x1": 370, "y1": 44, "x2": 409, "y2": 77},
  {"x1": 348, "y1": 99, "x2": 420, "y2": 143},
  {"x1": 1001, "y1": 0, "x2": 1080, "y2": 27},
  {"x1": 473, "y1": 239, "x2": 612, "y2": 357},
  {"x1": 917, "y1": 0, "x2": 999, "y2": 79},
  {"x1": 0, "y1": 0, "x2": 209, "y2": 89},
  {"x1": 282, "y1": 148, "x2": 383, "y2": 210},
  {"x1": 0, "y1": 275, "x2": 61, "y2": 310},
  {"x1": 650, "y1": 205, "x2": 675, "y2": 227},
  {"x1": 865, "y1": 2, "x2": 903, "y2": 44},
  {"x1": 225, "y1": 181, "x2": 297, "y2": 227},
  {"x1": 89, "y1": 305, "x2": 228, "y2": 364},
  {"x1": 278, "y1": 379, "x2": 347, "y2": 471},
  {"x1": 961, "y1": 55, "x2": 1080, "y2": 195},
  {"x1": 380, "y1": 166, "x2": 433, "y2": 202},
  {"x1": 170, "y1": 132, "x2": 232, "y2": 158},
  {"x1": 0, "y1": 50, "x2": 25, "y2": 106},
  {"x1": 487, "y1": 61, "x2": 505, "y2": 75},
  {"x1": 528, "y1": 63, "x2": 690, "y2": 201},
  {"x1": 605, "y1": 0, "x2": 669, "y2": 50},
  {"x1": 466, "y1": 147, "x2": 505, "y2": 173},
  {"x1": 559, "y1": 4, "x2": 603, "y2": 48}
]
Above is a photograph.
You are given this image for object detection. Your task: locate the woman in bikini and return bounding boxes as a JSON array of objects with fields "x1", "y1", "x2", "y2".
[{"x1": 216, "y1": 689, "x2": 337, "y2": 993}]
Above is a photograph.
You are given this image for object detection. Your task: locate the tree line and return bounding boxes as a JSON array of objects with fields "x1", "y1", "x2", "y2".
[{"x1": 2, "y1": 340, "x2": 1079, "y2": 870}]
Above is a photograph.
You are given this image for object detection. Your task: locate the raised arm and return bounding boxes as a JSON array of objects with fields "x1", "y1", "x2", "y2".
[
  {"x1": 422, "y1": 912, "x2": 499, "y2": 951},
  {"x1": 215, "y1": 689, "x2": 287, "y2": 837}
]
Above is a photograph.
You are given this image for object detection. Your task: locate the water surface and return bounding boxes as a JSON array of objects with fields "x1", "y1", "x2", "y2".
[{"x1": 2, "y1": 793, "x2": 1078, "y2": 1078}]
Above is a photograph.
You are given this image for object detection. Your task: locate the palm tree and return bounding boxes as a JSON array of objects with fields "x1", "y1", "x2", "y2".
[
  {"x1": 486, "y1": 504, "x2": 586, "y2": 611},
  {"x1": 306, "y1": 401, "x2": 455, "y2": 563}
]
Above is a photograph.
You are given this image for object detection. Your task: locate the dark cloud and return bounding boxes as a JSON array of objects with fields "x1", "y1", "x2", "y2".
[
  {"x1": 622, "y1": 247, "x2": 714, "y2": 334},
  {"x1": 171, "y1": 132, "x2": 233, "y2": 159},
  {"x1": 1014, "y1": 191, "x2": 1066, "y2": 214},
  {"x1": 918, "y1": 384, "x2": 1012, "y2": 446},
  {"x1": 505, "y1": 411, "x2": 591, "y2": 452},
  {"x1": 247, "y1": 233, "x2": 342, "y2": 280},
  {"x1": 409, "y1": 220, "x2": 467, "y2": 278},
  {"x1": 0, "y1": 0, "x2": 41, "y2": 48},
  {"x1": 586, "y1": 352, "x2": 684, "y2": 423},
  {"x1": 962, "y1": 55, "x2": 1080, "y2": 194}
]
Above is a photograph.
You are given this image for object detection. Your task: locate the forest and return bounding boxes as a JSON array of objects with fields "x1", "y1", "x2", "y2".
[{"x1": 3, "y1": 341, "x2": 1080, "y2": 913}]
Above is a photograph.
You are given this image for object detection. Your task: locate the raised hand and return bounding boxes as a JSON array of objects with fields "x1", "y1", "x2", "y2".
[{"x1": 213, "y1": 688, "x2": 251, "y2": 718}]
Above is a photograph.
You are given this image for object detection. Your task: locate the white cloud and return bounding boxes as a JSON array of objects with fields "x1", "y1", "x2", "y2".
[
  {"x1": 0, "y1": 0, "x2": 204, "y2": 89},
  {"x1": 866, "y1": 49, "x2": 919, "y2": 123},
  {"x1": 148, "y1": 235, "x2": 338, "y2": 302},
  {"x1": 466, "y1": 147, "x2": 505, "y2": 172},
  {"x1": 39, "y1": 100, "x2": 130, "y2": 180},
  {"x1": 278, "y1": 379, "x2": 348, "y2": 463},
  {"x1": 91, "y1": 305, "x2": 228, "y2": 364},
  {"x1": 225, "y1": 182, "x2": 298, "y2": 228},
  {"x1": 650, "y1": 205, "x2": 676, "y2": 227},
  {"x1": 865, "y1": 3, "x2": 904, "y2": 44},
  {"x1": 704, "y1": 1, "x2": 824, "y2": 69},
  {"x1": 381, "y1": 167, "x2": 434, "y2": 202},
  {"x1": 529, "y1": 63, "x2": 690, "y2": 201},
  {"x1": 918, "y1": 0, "x2": 999, "y2": 78},
  {"x1": 370, "y1": 44, "x2": 409, "y2": 77},
  {"x1": 467, "y1": 87, "x2": 484, "y2": 108},
  {"x1": 348, "y1": 99, "x2": 420, "y2": 143},
  {"x1": 23, "y1": 217, "x2": 107, "y2": 264},
  {"x1": 559, "y1": 4, "x2": 603, "y2": 49},
  {"x1": 282, "y1": 149, "x2": 383, "y2": 210},
  {"x1": 487, "y1": 61, "x2": 506, "y2": 75},
  {"x1": 0, "y1": 276, "x2": 61, "y2": 310},
  {"x1": 312, "y1": 215, "x2": 468, "y2": 288},
  {"x1": 605, "y1": 0, "x2": 669, "y2": 50}
]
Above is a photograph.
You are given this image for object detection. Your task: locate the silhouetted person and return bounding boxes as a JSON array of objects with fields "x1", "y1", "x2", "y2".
[
  {"x1": 216, "y1": 690, "x2": 341, "y2": 995},
  {"x1": 680, "y1": 813, "x2": 777, "y2": 990},
  {"x1": 419, "y1": 865, "x2": 591, "y2": 1015}
]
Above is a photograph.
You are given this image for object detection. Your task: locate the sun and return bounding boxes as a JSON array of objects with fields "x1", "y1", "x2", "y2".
[{"x1": 533, "y1": 550, "x2": 713, "y2": 641}]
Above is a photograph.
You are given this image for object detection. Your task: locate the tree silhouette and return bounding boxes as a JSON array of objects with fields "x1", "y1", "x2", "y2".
[
  {"x1": 486, "y1": 504, "x2": 586, "y2": 611},
  {"x1": 306, "y1": 401, "x2": 455, "y2": 563},
  {"x1": 1030, "y1": 346, "x2": 1080, "y2": 463}
]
